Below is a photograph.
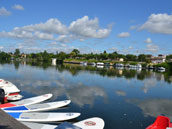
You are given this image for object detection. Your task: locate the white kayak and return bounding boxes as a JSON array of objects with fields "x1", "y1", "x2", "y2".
[
  {"x1": 3, "y1": 100, "x2": 71, "y2": 112},
  {"x1": 7, "y1": 94, "x2": 23, "y2": 101},
  {"x1": 8, "y1": 112, "x2": 81, "y2": 122},
  {"x1": 22, "y1": 117, "x2": 105, "y2": 129},
  {"x1": 0, "y1": 94, "x2": 53, "y2": 108}
]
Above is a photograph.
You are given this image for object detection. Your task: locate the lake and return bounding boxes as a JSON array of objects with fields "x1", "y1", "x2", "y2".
[{"x1": 0, "y1": 62, "x2": 172, "y2": 129}]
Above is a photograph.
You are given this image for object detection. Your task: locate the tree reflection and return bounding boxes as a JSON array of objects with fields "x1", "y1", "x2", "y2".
[
  {"x1": 14, "y1": 61, "x2": 20, "y2": 70},
  {"x1": 1, "y1": 61, "x2": 172, "y2": 83}
]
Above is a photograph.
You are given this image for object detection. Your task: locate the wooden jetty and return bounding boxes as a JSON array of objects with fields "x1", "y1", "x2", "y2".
[{"x1": 0, "y1": 109, "x2": 29, "y2": 129}]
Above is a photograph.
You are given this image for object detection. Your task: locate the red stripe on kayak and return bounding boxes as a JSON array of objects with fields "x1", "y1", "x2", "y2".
[
  {"x1": 0, "y1": 103, "x2": 16, "y2": 108},
  {"x1": 9, "y1": 93, "x2": 19, "y2": 96}
]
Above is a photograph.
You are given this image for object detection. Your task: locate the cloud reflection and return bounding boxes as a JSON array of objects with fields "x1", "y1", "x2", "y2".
[
  {"x1": 142, "y1": 79, "x2": 157, "y2": 93},
  {"x1": 66, "y1": 85, "x2": 107, "y2": 107},
  {"x1": 9, "y1": 78, "x2": 107, "y2": 107},
  {"x1": 115, "y1": 90, "x2": 126, "y2": 96},
  {"x1": 127, "y1": 99, "x2": 172, "y2": 119}
]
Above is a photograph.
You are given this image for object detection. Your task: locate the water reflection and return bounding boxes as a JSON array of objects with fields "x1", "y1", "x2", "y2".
[
  {"x1": 56, "y1": 64, "x2": 172, "y2": 83},
  {"x1": 8, "y1": 62, "x2": 172, "y2": 96},
  {"x1": 1, "y1": 62, "x2": 172, "y2": 129},
  {"x1": 127, "y1": 99, "x2": 172, "y2": 120},
  {"x1": 142, "y1": 79, "x2": 157, "y2": 93},
  {"x1": 66, "y1": 85, "x2": 107, "y2": 107},
  {"x1": 9, "y1": 79, "x2": 107, "y2": 107},
  {"x1": 115, "y1": 90, "x2": 127, "y2": 96},
  {"x1": 14, "y1": 61, "x2": 171, "y2": 84}
]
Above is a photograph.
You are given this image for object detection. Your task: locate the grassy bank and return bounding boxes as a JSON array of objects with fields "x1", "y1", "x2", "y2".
[{"x1": 153, "y1": 62, "x2": 172, "y2": 70}]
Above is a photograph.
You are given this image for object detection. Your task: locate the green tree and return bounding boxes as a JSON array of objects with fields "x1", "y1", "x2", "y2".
[
  {"x1": 69, "y1": 51, "x2": 76, "y2": 58},
  {"x1": 14, "y1": 49, "x2": 20, "y2": 58},
  {"x1": 126, "y1": 54, "x2": 137, "y2": 61},
  {"x1": 100, "y1": 53, "x2": 108, "y2": 60},
  {"x1": 42, "y1": 50, "x2": 49, "y2": 61},
  {"x1": 138, "y1": 54, "x2": 146, "y2": 62},
  {"x1": 0, "y1": 51, "x2": 11, "y2": 61},
  {"x1": 166, "y1": 55, "x2": 172, "y2": 61},
  {"x1": 57, "y1": 52, "x2": 67, "y2": 60},
  {"x1": 108, "y1": 52, "x2": 118, "y2": 60},
  {"x1": 72, "y1": 49, "x2": 80, "y2": 55}
]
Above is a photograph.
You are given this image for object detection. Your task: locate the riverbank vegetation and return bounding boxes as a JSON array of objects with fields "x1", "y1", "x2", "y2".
[{"x1": 0, "y1": 49, "x2": 172, "y2": 70}]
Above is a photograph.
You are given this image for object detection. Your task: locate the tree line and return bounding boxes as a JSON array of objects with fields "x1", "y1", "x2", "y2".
[{"x1": 0, "y1": 48, "x2": 172, "y2": 63}]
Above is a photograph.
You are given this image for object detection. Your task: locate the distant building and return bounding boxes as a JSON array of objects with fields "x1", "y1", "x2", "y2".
[
  {"x1": 21, "y1": 53, "x2": 26, "y2": 58},
  {"x1": 52, "y1": 58, "x2": 56, "y2": 66},
  {"x1": 119, "y1": 58, "x2": 124, "y2": 62},
  {"x1": 151, "y1": 54, "x2": 166, "y2": 64}
]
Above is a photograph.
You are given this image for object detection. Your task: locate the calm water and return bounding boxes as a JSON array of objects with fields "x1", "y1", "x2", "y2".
[{"x1": 1, "y1": 62, "x2": 172, "y2": 129}]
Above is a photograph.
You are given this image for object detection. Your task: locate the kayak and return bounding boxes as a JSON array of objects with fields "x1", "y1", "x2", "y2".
[
  {"x1": 0, "y1": 94, "x2": 53, "y2": 108},
  {"x1": 8, "y1": 112, "x2": 81, "y2": 122},
  {"x1": 146, "y1": 116, "x2": 172, "y2": 129},
  {"x1": 22, "y1": 117, "x2": 105, "y2": 129},
  {"x1": 3, "y1": 100, "x2": 71, "y2": 112}
]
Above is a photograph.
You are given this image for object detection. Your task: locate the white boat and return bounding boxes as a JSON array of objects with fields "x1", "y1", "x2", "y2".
[
  {"x1": 80, "y1": 62, "x2": 87, "y2": 66},
  {"x1": 129, "y1": 65, "x2": 137, "y2": 69},
  {"x1": 158, "y1": 67, "x2": 165, "y2": 70},
  {"x1": 129, "y1": 64, "x2": 142, "y2": 69},
  {"x1": 158, "y1": 67, "x2": 166, "y2": 72},
  {"x1": 87, "y1": 62, "x2": 96, "y2": 66},
  {"x1": 96, "y1": 65, "x2": 104, "y2": 68},
  {"x1": 97, "y1": 62, "x2": 104, "y2": 66},
  {"x1": 137, "y1": 64, "x2": 142, "y2": 69},
  {"x1": 0, "y1": 79, "x2": 22, "y2": 101},
  {"x1": 115, "y1": 63, "x2": 124, "y2": 67}
]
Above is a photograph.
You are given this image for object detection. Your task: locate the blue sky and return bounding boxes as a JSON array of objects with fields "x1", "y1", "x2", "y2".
[{"x1": 0, "y1": 0, "x2": 172, "y2": 55}]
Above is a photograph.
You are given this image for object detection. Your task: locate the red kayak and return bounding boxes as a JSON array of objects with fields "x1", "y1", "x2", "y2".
[{"x1": 146, "y1": 116, "x2": 172, "y2": 129}]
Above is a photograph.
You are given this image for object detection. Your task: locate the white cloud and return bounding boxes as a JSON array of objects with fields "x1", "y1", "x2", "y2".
[
  {"x1": 0, "y1": 18, "x2": 67, "y2": 40},
  {"x1": 0, "y1": 7, "x2": 11, "y2": 16},
  {"x1": 57, "y1": 35, "x2": 71, "y2": 43},
  {"x1": 69, "y1": 16, "x2": 112, "y2": 39},
  {"x1": 108, "y1": 47, "x2": 118, "y2": 52},
  {"x1": 49, "y1": 41, "x2": 67, "y2": 48},
  {"x1": 146, "y1": 44, "x2": 159, "y2": 53},
  {"x1": 12, "y1": 4, "x2": 24, "y2": 10},
  {"x1": 21, "y1": 18, "x2": 68, "y2": 35},
  {"x1": 144, "y1": 38, "x2": 152, "y2": 43},
  {"x1": 117, "y1": 46, "x2": 134, "y2": 54},
  {"x1": 117, "y1": 32, "x2": 130, "y2": 38},
  {"x1": 0, "y1": 16, "x2": 111, "y2": 42},
  {"x1": 140, "y1": 13, "x2": 172, "y2": 34},
  {"x1": 128, "y1": 46, "x2": 133, "y2": 49},
  {"x1": 0, "y1": 30, "x2": 54, "y2": 40},
  {"x1": 0, "y1": 46, "x2": 4, "y2": 50},
  {"x1": 17, "y1": 40, "x2": 38, "y2": 48},
  {"x1": 34, "y1": 31, "x2": 54, "y2": 40}
]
